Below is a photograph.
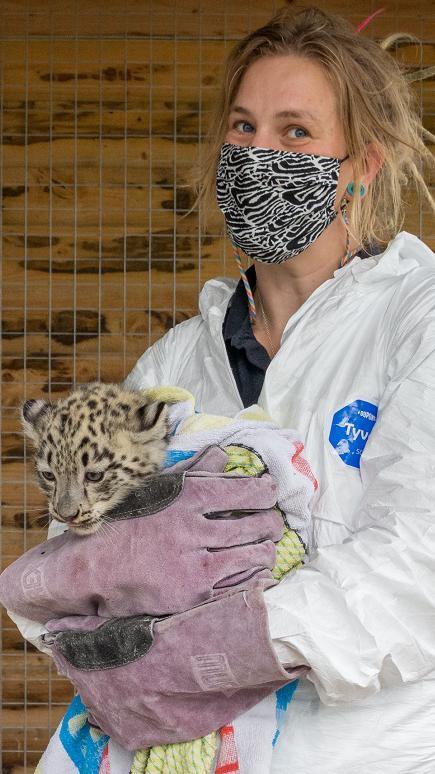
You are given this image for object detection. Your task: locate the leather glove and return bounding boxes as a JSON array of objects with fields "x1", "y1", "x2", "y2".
[
  {"x1": 0, "y1": 445, "x2": 284, "y2": 621},
  {"x1": 42, "y1": 586, "x2": 306, "y2": 750}
]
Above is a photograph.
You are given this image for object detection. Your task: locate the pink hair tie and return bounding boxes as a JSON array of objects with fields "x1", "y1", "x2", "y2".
[{"x1": 356, "y1": 8, "x2": 385, "y2": 33}]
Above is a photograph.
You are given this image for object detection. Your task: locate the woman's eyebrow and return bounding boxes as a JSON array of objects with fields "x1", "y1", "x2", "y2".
[
  {"x1": 230, "y1": 105, "x2": 317, "y2": 122},
  {"x1": 275, "y1": 109, "x2": 316, "y2": 122}
]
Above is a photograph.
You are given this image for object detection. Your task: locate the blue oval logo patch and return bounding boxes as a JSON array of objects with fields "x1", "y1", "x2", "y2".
[{"x1": 329, "y1": 400, "x2": 378, "y2": 469}]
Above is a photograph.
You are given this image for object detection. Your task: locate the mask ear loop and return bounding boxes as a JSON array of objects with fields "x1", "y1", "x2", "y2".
[{"x1": 234, "y1": 248, "x2": 257, "y2": 324}]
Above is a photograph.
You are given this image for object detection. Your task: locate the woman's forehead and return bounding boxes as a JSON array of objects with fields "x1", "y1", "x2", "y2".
[{"x1": 233, "y1": 55, "x2": 337, "y2": 120}]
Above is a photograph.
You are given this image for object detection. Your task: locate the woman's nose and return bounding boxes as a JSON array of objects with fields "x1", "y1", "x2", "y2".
[{"x1": 246, "y1": 129, "x2": 282, "y2": 151}]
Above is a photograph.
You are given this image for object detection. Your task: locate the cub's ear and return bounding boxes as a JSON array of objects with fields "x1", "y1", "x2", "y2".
[
  {"x1": 21, "y1": 399, "x2": 53, "y2": 443},
  {"x1": 136, "y1": 400, "x2": 169, "y2": 435}
]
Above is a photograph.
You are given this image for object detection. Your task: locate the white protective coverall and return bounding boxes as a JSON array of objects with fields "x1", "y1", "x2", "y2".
[
  {"x1": 10, "y1": 231, "x2": 435, "y2": 773},
  {"x1": 125, "y1": 230, "x2": 435, "y2": 774}
]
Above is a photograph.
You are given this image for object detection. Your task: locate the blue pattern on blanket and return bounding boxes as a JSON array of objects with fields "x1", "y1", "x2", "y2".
[
  {"x1": 59, "y1": 694, "x2": 109, "y2": 772},
  {"x1": 272, "y1": 681, "x2": 299, "y2": 747},
  {"x1": 163, "y1": 449, "x2": 197, "y2": 467}
]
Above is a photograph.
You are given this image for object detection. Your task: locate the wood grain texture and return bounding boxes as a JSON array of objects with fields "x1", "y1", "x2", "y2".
[{"x1": 1, "y1": 1, "x2": 435, "y2": 770}]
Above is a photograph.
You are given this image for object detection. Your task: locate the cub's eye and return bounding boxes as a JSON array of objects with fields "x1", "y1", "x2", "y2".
[
  {"x1": 85, "y1": 470, "x2": 104, "y2": 482},
  {"x1": 41, "y1": 470, "x2": 55, "y2": 481}
]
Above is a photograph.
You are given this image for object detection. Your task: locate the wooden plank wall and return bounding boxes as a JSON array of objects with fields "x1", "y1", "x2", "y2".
[{"x1": 1, "y1": 1, "x2": 434, "y2": 771}]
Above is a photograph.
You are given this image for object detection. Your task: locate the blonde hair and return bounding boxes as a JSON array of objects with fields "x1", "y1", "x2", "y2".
[{"x1": 193, "y1": 6, "x2": 435, "y2": 249}]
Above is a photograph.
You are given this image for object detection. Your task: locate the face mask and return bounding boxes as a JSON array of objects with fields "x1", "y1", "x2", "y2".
[{"x1": 216, "y1": 142, "x2": 348, "y2": 264}]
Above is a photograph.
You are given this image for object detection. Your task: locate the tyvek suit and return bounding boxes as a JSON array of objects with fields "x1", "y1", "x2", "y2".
[
  {"x1": 124, "y1": 230, "x2": 435, "y2": 774},
  {"x1": 9, "y1": 230, "x2": 435, "y2": 772}
]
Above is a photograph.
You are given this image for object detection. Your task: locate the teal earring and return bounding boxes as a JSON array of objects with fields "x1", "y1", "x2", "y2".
[{"x1": 346, "y1": 181, "x2": 366, "y2": 197}]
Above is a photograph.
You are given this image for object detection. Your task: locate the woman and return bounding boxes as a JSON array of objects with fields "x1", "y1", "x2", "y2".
[
  {"x1": 13, "y1": 5, "x2": 435, "y2": 773},
  {"x1": 124, "y1": 6, "x2": 435, "y2": 773}
]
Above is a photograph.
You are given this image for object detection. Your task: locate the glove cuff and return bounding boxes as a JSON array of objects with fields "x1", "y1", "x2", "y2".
[{"x1": 158, "y1": 586, "x2": 294, "y2": 687}]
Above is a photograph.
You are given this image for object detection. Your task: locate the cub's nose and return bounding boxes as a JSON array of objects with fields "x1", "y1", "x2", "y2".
[
  {"x1": 54, "y1": 508, "x2": 80, "y2": 522},
  {"x1": 55, "y1": 493, "x2": 81, "y2": 522}
]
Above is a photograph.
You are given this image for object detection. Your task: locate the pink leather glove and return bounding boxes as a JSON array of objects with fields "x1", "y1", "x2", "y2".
[
  {"x1": 43, "y1": 586, "x2": 307, "y2": 750},
  {"x1": 0, "y1": 446, "x2": 284, "y2": 621}
]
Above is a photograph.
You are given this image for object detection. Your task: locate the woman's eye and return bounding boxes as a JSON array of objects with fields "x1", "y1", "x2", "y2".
[
  {"x1": 85, "y1": 471, "x2": 104, "y2": 482},
  {"x1": 287, "y1": 126, "x2": 309, "y2": 139},
  {"x1": 234, "y1": 120, "x2": 254, "y2": 135},
  {"x1": 41, "y1": 470, "x2": 55, "y2": 481}
]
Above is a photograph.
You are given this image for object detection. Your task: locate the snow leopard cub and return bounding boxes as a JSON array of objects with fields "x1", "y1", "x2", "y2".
[{"x1": 21, "y1": 382, "x2": 169, "y2": 536}]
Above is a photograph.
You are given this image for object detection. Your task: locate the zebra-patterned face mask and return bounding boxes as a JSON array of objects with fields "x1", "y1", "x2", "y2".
[{"x1": 216, "y1": 142, "x2": 348, "y2": 264}]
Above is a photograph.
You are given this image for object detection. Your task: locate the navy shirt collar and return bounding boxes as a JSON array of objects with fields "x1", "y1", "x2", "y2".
[{"x1": 223, "y1": 265, "x2": 270, "y2": 370}]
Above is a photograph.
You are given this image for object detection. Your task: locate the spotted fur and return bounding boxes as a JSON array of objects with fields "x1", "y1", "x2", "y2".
[{"x1": 22, "y1": 382, "x2": 169, "y2": 536}]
